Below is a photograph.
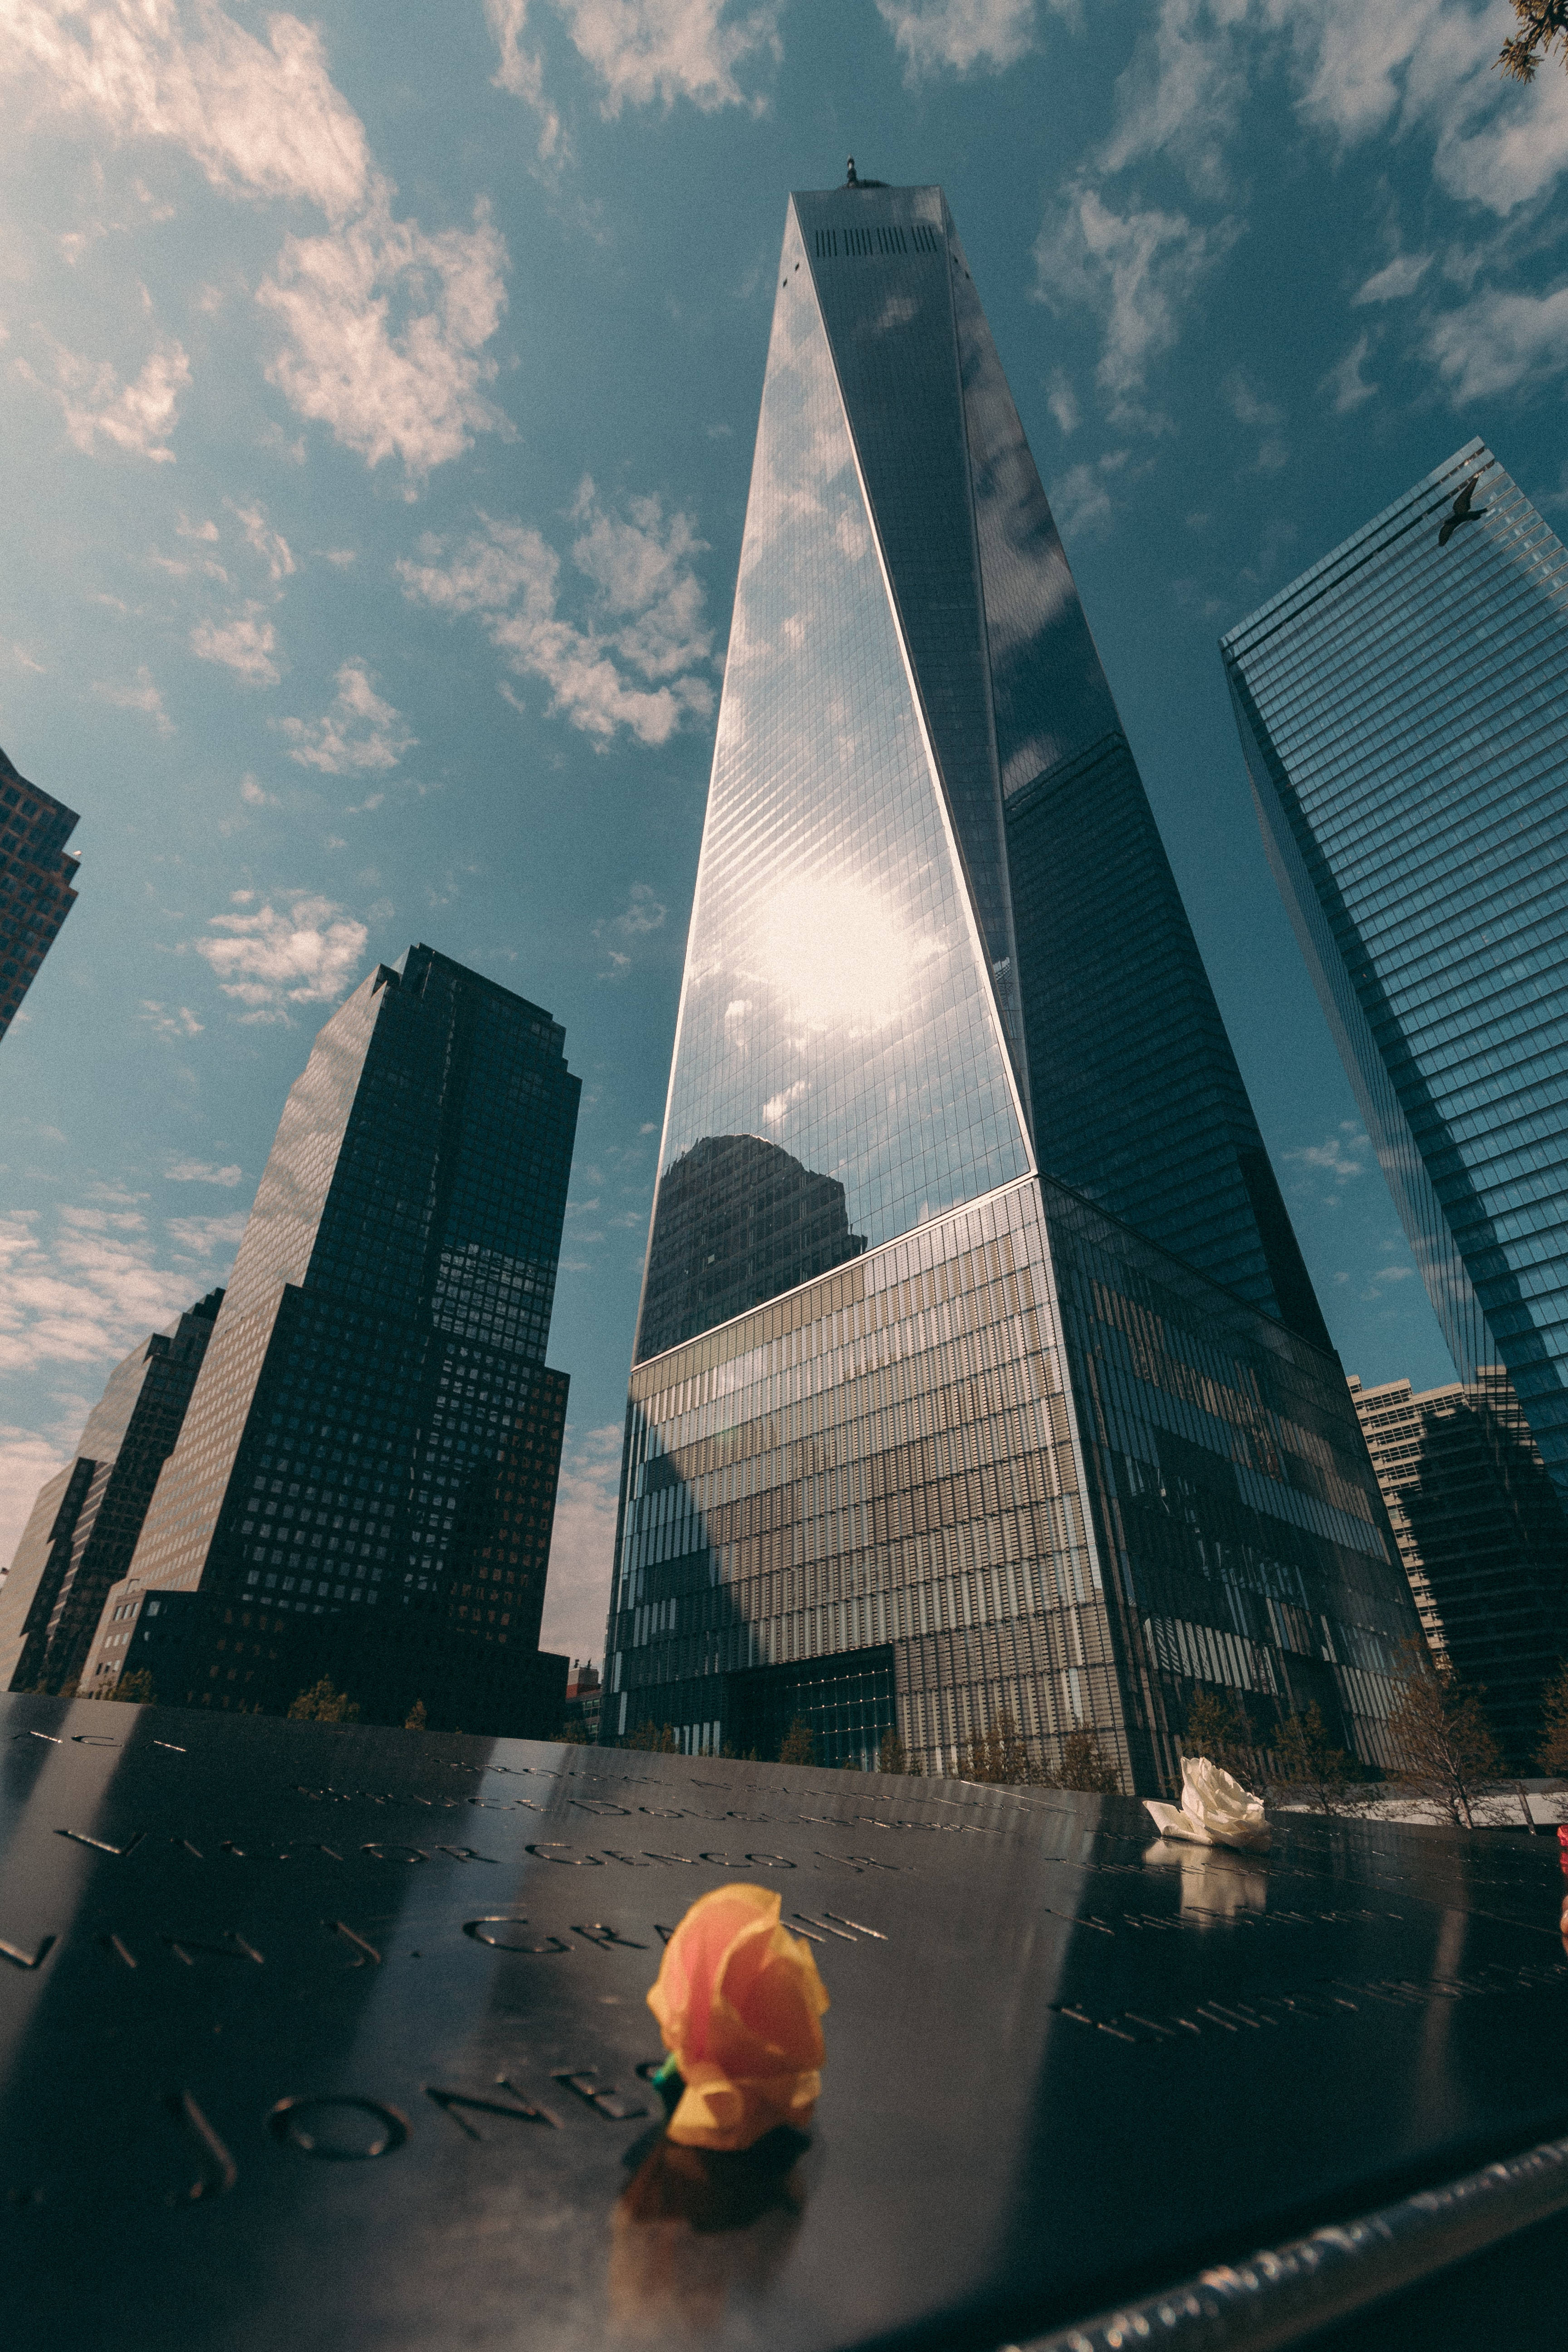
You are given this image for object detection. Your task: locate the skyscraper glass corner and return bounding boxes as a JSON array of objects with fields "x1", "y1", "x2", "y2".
[
  {"x1": 0, "y1": 743, "x2": 80, "y2": 1043},
  {"x1": 603, "y1": 179, "x2": 1420, "y2": 1788},
  {"x1": 84, "y1": 946, "x2": 580, "y2": 1733},
  {"x1": 1223, "y1": 444, "x2": 1568, "y2": 1555}
]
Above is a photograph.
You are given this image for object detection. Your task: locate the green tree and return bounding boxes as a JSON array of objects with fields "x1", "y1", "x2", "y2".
[
  {"x1": 877, "y1": 1726, "x2": 921, "y2": 1775},
  {"x1": 960, "y1": 1712, "x2": 1037, "y2": 1785},
  {"x1": 287, "y1": 1676, "x2": 360, "y2": 1724},
  {"x1": 559, "y1": 1721, "x2": 590, "y2": 1745},
  {"x1": 779, "y1": 1717, "x2": 815, "y2": 1766},
  {"x1": 107, "y1": 1668, "x2": 155, "y2": 1706},
  {"x1": 403, "y1": 1699, "x2": 428, "y2": 1732},
  {"x1": 1536, "y1": 1660, "x2": 1568, "y2": 1776},
  {"x1": 1498, "y1": 0, "x2": 1568, "y2": 81},
  {"x1": 1052, "y1": 1729, "x2": 1121, "y2": 1793},
  {"x1": 625, "y1": 1720, "x2": 678, "y2": 1753},
  {"x1": 1272, "y1": 1703, "x2": 1357, "y2": 1815},
  {"x1": 1387, "y1": 1647, "x2": 1503, "y2": 1829},
  {"x1": 1181, "y1": 1689, "x2": 1258, "y2": 1785}
]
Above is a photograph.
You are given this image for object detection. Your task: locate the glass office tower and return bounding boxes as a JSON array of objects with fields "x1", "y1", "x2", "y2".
[
  {"x1": 1349, "y1": 1367, "x2": 1565, "y2": 1763},
  {"x1": 86, "y1": 946, "x2": 578, "y2": 1734},
  {"x1": 1223, "y1": 445, "x2": 1568, "y2": 1539},
  {"x1": 603, "y1": 178, "x2": 1418, "y2": 1788},
  {"x1": 0, "y1": 744, "x2": 80, "y2": 1043},
  {"x1": 0, "y1": 1291, "x2": 221, "y2": 1695}
]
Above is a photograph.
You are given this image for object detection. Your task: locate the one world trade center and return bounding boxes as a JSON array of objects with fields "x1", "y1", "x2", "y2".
[{"x1": 602, "y1": 175, "x2": 1417, "y2": 1790}]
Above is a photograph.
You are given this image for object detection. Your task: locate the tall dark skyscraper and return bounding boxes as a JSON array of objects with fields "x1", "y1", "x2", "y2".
[
  {"x1": 1223, "y1": 443, "x2": 1568, "y2": 1523},
  {"x1": 602, "y1": 177, "x2": 1418, "y2": 1788},
  {"x1": 0, "y1": 744, "x2": 80, "y2": 1042},
  {"x1": 1349, "y1": 1367, "x2": 1567, "y2": 1764},
  {"x1": 83, "y1": 946, "x2": 579, "y2": 1733},
  {"x1": 0, "y1": 1292, "x2": 220, "y2": 1694}
]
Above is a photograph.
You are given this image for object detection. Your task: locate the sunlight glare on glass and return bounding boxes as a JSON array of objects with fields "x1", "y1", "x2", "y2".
[{"x1": 754, "y1": 875, "x2": 936, "y2": 1031}]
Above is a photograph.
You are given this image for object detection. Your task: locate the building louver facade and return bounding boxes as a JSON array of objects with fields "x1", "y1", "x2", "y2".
[{"x1": 603, "y1": 177, "x2": 1419, "y2": 1788}]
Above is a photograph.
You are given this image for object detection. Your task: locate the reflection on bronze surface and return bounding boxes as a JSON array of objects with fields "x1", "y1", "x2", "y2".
[
  {"x1": 1142, "y1": 1838, "x2": 1268, "y2": 1920},
  {"x1": 609, "y1": 2130, "x2": 809, "y2": 2337}
]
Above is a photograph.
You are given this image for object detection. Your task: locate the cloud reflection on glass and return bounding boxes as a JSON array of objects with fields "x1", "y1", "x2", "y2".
[{"x1": 640, "y1": 208, "x2": 1029, "y2": 1360}]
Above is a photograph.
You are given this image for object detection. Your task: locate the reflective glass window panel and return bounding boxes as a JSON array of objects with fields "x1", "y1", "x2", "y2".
[{"x1": 642, "y1": 207, "x2": 1030, "y2": 1361}]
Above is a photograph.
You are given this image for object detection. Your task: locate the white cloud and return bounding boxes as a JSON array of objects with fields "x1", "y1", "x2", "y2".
[
  {"x1": 537, "y1": 1421, "x2": 620, "y2": 1665},
  {"x1": 1296, "y1": 0, "x2": 1568, "y2": 215},
  {"x1": 164, "y1": 1210, "x2": 249, "y2": 1255},
  {"x1": 22, "y1": 336, "x2": 190, "y2": 462},
  {"x1": 594, "y1": 881, "x2": 666, "y2": 975},
  {"x1": 483, "y1": 0, "x2": 565, "y2": 160},
  {"x1": 876, "y1": 0, "x2": 1036, "y2": 81},
  {"x1": 239, "y1": 775, "x2": 274, "y2": 806},
  {"x1": 279, "y1": 662, "x2": 414, "y2": 774},
  {"x1": 1428, "y1": 280, "x2": 1568, "y2": 402},
  {"x1": 1221, "y1": 369, "x2": 1289, "y2": 469},
  {"x1": 1048, "y1": 460, "x2": 1113, "y2": 538},
  {"x1": 193, "y1": 894, "x2": 368, "y2": 1020},
  {"x1": 227, "y1": 500, "x2": 295, "y2": 583},
  {"x1": 139, "y1": 1000, "x2": 204, "y2": 1039},
  {"x1": 0, "y1": 0, "x2": 370, "y2": 219},
  {"x1": 485, "y1": 0, "x2": 778, "y2": 142},
  {"x1": 1354, "y1": 251, "x2": 1431, "y2": 303},
  {"x1": 1285, "y1": 1122, "x2": 1371, "y2": 1186},
  {"x1": 94, "y1": 665, "x2": 174, "y2": 733},
  {"x1": 166, "y1": 1159, "x2": 242, "y2": 1186},
  {"x1": 568, "y1": 0, "x2": 779, "y2": 112},
  {"x1": 0, "y1": 1423, "x2": 69, "y2": 1573},
  {"x1": 1098, "y1": 0, "x2": 1249, "y2": 193},
  {"x1": 1045, "y1": 366, "x2": 1079, "y2": 434},
  {"x1": 1097, "y1": 0, "x2": 1568, "y2": 220},
  {"x1": 763, "y1": 1078, "x2": 808, "y2": 1126},
  {"x1": 399, "y1": 479, "x2": 714, "y2": 747},
  {"x1": 1035, "y1": 182, "x2": 1239, "y2": 417},
  {"x1": 258, "y1": 188, "x2": 510, "y2": 480},
  {"x1": 0, "y1": 1205, "x2": 193, "y2": 1379},
  {"x1": 4, "y1": 4, "x2": 511, "y2": 484},
  {"x1": 1223, "y1": 371, "x2": 1280, "y2": 428},
  {"x1": 190, "y1": 603, "x2": 280, "y2": 686},
  {"x1": 1321, "y1": 329, "x2": 1379, "y2": 412}
]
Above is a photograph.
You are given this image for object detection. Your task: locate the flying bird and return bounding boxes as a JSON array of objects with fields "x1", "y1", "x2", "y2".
[{"x1": 1437, "y1": 472, "x2": 1489, "y2": 548}]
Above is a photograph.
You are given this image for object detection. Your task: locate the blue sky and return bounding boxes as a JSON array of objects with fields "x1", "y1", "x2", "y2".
[{"x1": 2, "y1": 0, "x2": 1566, "y2": 1662}]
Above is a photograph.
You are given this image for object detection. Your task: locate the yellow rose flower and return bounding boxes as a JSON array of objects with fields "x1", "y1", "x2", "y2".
[{"x1": 646, "y1": 1883, "x2": 829, "y2": 2152}]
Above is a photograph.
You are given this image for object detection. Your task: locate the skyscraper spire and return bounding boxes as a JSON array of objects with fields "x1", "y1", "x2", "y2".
[{"x1": 604, "y1": 184, "x2": 1416, "y2": 1787}]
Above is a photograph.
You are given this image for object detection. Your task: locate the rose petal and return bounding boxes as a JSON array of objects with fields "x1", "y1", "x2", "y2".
[{"x1": 647, "y1": 1885, "x2": 830, "y2": 2151}]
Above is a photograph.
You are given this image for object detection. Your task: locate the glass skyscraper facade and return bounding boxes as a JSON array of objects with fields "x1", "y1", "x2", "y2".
[
  {"x1": 1349, "y1": 1366, "x2": 1565, "y2": 1763},
  {"x1": 1223, "y1": 444, "x2": 1568, "y2": 1541},
  {"x1": 0, "y1": 1291, "x2": 221, "y2": 1694},
  {"x1": 603, "y1": 179, "x2": 1418, "y2": 1786},
  {"x1": 0, "y1": 743, "x2": 79, "y2": 1043},
  {"x1": 84, "y1": 946, "x2": 579, "y2": 1734}
]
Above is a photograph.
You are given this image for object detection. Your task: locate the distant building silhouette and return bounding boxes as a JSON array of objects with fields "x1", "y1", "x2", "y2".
[
  {"x1": 82, "y1": 946, "x2": 579, "y2": 1735},
  {"x1": 564, "y1": 1658, "x2": 602, "y2": 1739},
  {"x1": 0, "y1": 744, "x2": 80, "y2": 1042},
  {"x1": 1349, "y1": 1367, "x2": 1568, "y2": 1763},
  {"x1": 0, "y1": 1292, "x2": 221, "y2": 1694},
  {"x1": 639, "y1": 1134, "x2": 866, "y2": 1359}
]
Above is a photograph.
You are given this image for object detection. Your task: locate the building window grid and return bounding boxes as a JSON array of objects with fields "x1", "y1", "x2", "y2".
[{"x1": 611, "y1": 1180, "x2": 1404, "y2": 1775}]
